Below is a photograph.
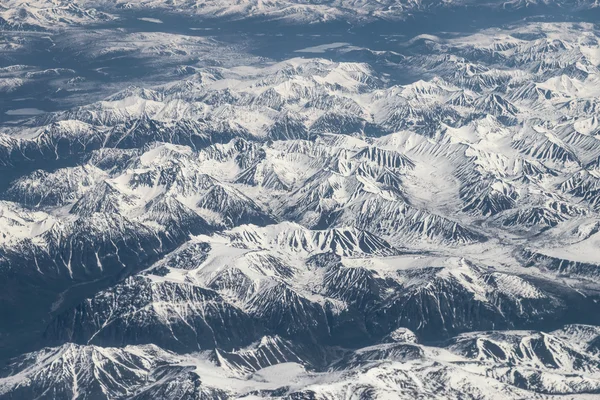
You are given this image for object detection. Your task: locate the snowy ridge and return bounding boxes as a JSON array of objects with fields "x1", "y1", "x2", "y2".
[
  {"x1": 9, "y1": 325, "x2": 600, "y2": 399},
  {"x1": 226, "y1": 222, "x2": 396, "y2": 256}
]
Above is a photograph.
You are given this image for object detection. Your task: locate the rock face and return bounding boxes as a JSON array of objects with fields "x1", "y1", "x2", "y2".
[{"x1": 4, "y1": 0, "x2": 600, "y2": 398}]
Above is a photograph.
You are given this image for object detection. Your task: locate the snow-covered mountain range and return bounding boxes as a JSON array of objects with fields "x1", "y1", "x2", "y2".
[
  {"x1": 2, "y1": 0, "x2": 600, "y2": 30},
  {"x1": 3, "y1": 1, "x2": 600, "y2": 399}
]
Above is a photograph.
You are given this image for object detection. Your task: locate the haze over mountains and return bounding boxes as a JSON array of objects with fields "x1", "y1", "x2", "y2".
[
  {"x1": 2, "y1": 0, "x2": 600, "y2": 28},
  {"x1": 2, "y1": 0, "x2": 600, "y2": 399}
]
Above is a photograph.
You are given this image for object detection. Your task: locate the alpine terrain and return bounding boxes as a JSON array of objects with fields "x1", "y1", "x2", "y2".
[{"x1": 2, "y1": 0, "x2": 600, "y2": 399}]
